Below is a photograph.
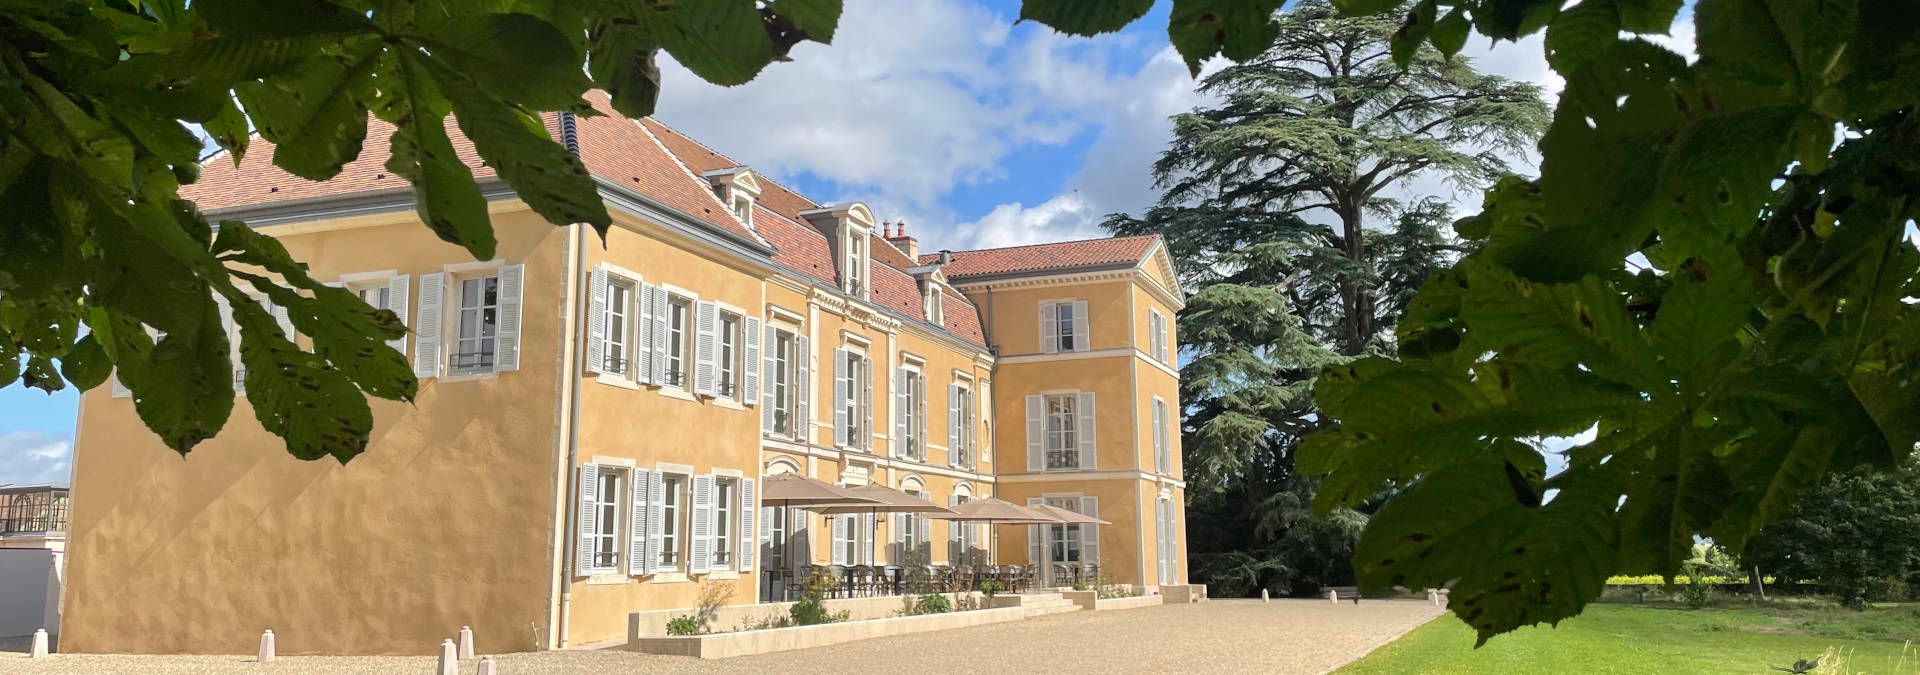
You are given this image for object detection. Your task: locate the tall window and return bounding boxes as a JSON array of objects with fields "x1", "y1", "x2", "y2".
[
  {"x1": 1154, "y1": 398, "x2": 1172, "y2": 474},
  {"x1": 732, "y1": 195, "x2": 753, "y2": 225},
  {"x1": 926, "y1": 285, "x2": 944, "y2": 324},
  {"x1": 954, "y1": 386, "x2": 974, "y2": 467},
  {"x1": 835, "y1": 514, "x2": 858, "y2": 564},
  {"x1": 841, "y1": 351, "x2": 869, "y2": 450},
  {"x1": 659, "y1": 474, "x2": 684, "y2": 569},
  {"x1": 356, "y1": 286, "x2": 390, "y2": 311},
  {"x1": 453, "y1": 274, "x2": 500, "y2": 374},
  {"x1": 591, "y1": 470, "x2": 622, "y2": 570},
  {"x1": 771, "y1": 331, "x2": 795, "y2": 435},
  {"x1": 901, "y1": 370, "x2": 922, "y2": 460},
  {"x1": 718, "y1": 312, "x2": 741, "y2": 398},
  {"x1": 765, "y1": 504, "x2": 787, "y2": 570},
  {"x1": 1054, "y1": 302, "x2": 1077, "y2": 352},
  {"x1": 1045, "y1": 495, "x2": 1082, "y2": 569},
  {"x1": 713, "y1": 479, "x2": 735, "y2": 567},
  {"x1": 844, "y1": 233, "x2": 865, "y2": 295},
  {"x1": 1149, "y1": 309, "x2": 1169, "y2": 362},
  {"x1": 665, "y1": 295, "x2": 692, "y2": 388},
  {"x1": 900, "y1": 489, "x2": 923, "y2": 554},
  {"x1": 604, "y1": 280, "x2": 632, "y2": 375},
  {"x1": 1044, "y1": 394, "x2": 1079, "y2": 470},
  {"x1": 950, "y1": 494, "x2": 975, "y2": 564}
]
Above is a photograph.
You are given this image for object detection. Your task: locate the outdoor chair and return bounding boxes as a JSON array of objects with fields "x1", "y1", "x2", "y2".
[
  {"x1": 1053, "y1": 563, "x2": 1075, "y2": 588},
  {"x1": 882, "y1": 565, "x2": 904, "y2": 595},
  {"x1": 851, "y1": 565, "x2": 877, "y2": 597},
  {"x1": 1081, "y1": 562, "x2": 1100, "y2": 585},
  {"x1": 825, "y1": 564, "x2": 849, "y2": 599}
]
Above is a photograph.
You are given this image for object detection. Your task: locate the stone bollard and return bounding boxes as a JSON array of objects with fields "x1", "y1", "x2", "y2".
[
  {"x1": 437, "y1": 638, "x2": 458, "y2": 675},
  {"x1": 458, "y1": 626, "x2": 475, "y2": 660},
  {"x1": 1328, "y1": 589, "x2": 1338, "y2": 604},
  {"x1": 1428, "y1": 589, "x2": 1441, "y2": 607},
  {"x1": 476, "y1": 655, "x2": 498, "y2": 675},
  {"x1": 258, "y1": 629, "x2": 275, "y2": 663},
  {"x1": 29, "y1": 628, "x2": 49, "y2": 658},
  {"x1": 1260, "y1": 589, "x2": 1269, "y2": 603}
]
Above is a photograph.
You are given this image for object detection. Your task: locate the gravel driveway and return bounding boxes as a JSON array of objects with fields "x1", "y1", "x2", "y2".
[{"x1": 0, "y1": 599, "x2": 1443, "y2": 674}]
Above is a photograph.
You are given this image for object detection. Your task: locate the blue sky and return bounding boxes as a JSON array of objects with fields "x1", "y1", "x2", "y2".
[{"x1": 0, "y1": 1, "x2": 1696, "y2": 485}]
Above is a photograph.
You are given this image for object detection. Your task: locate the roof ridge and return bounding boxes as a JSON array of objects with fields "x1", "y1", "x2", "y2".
[
  {"x1": 643, "y1": 117, "x2": 823, "y2": 212},
  {"x1": 938, "y1": 233, "x2": 1160, "y2": 258},
  {"x1": 629, "y1": 116, "x2": 771, "y2": 248}
]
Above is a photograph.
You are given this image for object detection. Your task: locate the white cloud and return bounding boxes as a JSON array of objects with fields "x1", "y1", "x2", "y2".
[{"x1": 0, "y1": 431, "x2": 72, "y2": 486}]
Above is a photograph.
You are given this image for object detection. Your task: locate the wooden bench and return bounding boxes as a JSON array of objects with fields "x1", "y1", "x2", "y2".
[{"x1": 1321, "y1": 586, "x2": 1362, "y2": 604}]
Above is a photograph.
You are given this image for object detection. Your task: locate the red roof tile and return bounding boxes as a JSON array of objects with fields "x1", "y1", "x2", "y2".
[
  {"x1": 576, "y1": 92, "x2": 762, "y2": 246},
  {"x1": 182, "y1": 116, "x2": 493, "y2": 211},
  {"x1": 929, "y1": 235, "x2": 1160, "y2": 280}
]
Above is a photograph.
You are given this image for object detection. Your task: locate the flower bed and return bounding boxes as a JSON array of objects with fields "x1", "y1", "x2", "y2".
[{"x1": 629, "y1": 604, "x2": 1031, "y2": 659}]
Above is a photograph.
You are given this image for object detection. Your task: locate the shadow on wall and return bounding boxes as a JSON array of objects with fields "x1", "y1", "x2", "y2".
[{"x1": 0, "y1": 548, "x2": 61, "y2": 639}]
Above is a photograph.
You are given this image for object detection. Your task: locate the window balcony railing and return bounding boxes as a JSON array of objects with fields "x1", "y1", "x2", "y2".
[
  {"x1": 1045, "y1": 449, "x2": 1079, "y2": 470},
  {"x1": 0, "y1": 488, "x2": 70, "y2": 535},
  {"x1": 450, "y1": 351, "x2": 495, "y2": 372},
  {"x1": 601, "y1": 355, "x2": 628, "y2": 376}
]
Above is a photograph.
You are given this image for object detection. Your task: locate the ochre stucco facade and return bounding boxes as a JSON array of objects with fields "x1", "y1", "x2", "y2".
[{"x1": 61, "y1": 100, "x2": 1188, "y2": 654}]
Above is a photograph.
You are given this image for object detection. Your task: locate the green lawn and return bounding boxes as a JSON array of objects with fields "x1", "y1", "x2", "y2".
[{"x1": 1341, "y1": 603, "x2": 1920, "y2": 674}]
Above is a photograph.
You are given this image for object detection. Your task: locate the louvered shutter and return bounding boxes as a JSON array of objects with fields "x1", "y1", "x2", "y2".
[
  {"x1": 860, "y1": 356, "x2": 873, "y2": 451},
  {"x1": 110, "y1": 373, "x2": 131, "y2": 397},
  {"x1": 917, "y1": 514, "x2": 931, "y2": 559},
  {"x1": 647, "y1": 471, "x2": 667, "y2": 572},
  {"x1": 693, "y1": 301, "x2": 717, "y2": 396},
  {"x1": 861, "y1": 513, "x2": 875, "y2": 565},
  {"x1": 790, "y1": 506, "x2": 809, "y2": 572},
  {"x1": 738, "y1": 478, "x2": 756, "y2": 572},
  {"x1": 650, "y1": 288, "x2": 669, "y2": 384},
  {"x1": 947, "y1": 384, "x2": 961, "y2": 466},
  {"x1": 213, "y1": 294, "x2": 239, "y2": 395},
  {"x1": 916, "y1": 375, "x2": 927, "y2": 461},
  {"x1": 1152, "y1": 400, "x2": 1165, "y2": 473},
  {"x1": 1071, "y1": 300, "x2": 1090, "y2": 352},
  {"x1": 587, "y1": 264, "x2": 607, "y2": 375},
  {"x1": 743, "y1": 316, "x2": 762, "y2": 406},
  {"x1": 1027, "y1": 498, "x2": 1043, "y2": 566},
  {"x1": 1080, "y1": 496, "x2": 1100, "y2": 569},
  {"x1": 1025, "y1": 395, "x2": 1044, "y2": 471},
  {"x1": 689, "y1": 474, "x2": 714, "y2": 573},
  {"x1": 630, "y1": 469, "x2": 653, "y2": 576},
  {"x1": 577, "y1": 464, "x2": 600, "y2": 575},
  {"x1": 893, "y1": 368, "x2": 908, "y2": 458},
  {"x1": 414, "y1": 273, "x2": 444, "y2": 377},
  {"x1": 495, "y1": 264, "x2": 525, "y2": 372},
  {"x1": 892, "y1": 512, "x2": 904, "y2": 561},
  {"x1": 832, "y1": 349, "x2": 849, "y2": 447},
  {"x1": 947, "y1": 495, "x2": 961, "y2": 563},
  {"x1": 386, "y1": 274, "x2": 411, "y2": 356},
  {"x1": 761, "y1": 325, "x2": 777, "y2": 431},
  {"x1": 795, "y1": 336, "x2": 810, "y2": 443},
  {"x1": 1039, "y1": 301, "x2": 1057, "y2": 354},
  {"x1": 831, "y1": 515, "x2": 848, "y2": 565},
  {"x1": 636, "y1": 283, "x2": 656, "y2": 384},
  {"x1": 1156, "y1": 499, "x2": 1170, "y2": 585},
  {"x1": 270, "y1": 301, "x2": 294, "y2": 343},
  {"x1": 760, "y1": 505, "x2": 775, "y2": 572},
  {"x1": 1076, "y1": 392, "x2": 1097, "y2": 469}
]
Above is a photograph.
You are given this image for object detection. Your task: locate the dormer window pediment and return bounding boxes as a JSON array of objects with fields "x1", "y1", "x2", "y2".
[
  {"x1": 799, "y1": 202, "x2": 875, "y2": 301},
  {"x1": 703, "y1": 167, "x2": 763, "y2": 230}
]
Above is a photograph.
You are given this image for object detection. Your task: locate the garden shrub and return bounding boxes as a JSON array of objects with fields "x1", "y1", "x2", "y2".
[{"x1": 665, "y1": 615, "x2": 701, "y2": 636}]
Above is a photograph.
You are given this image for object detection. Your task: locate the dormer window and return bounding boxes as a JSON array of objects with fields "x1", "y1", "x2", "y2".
[
  {"x1": 703, "y1": 167, "x2": 762, "y2": 231},
  {"x1": 844, "y1": 232, "x2": 866, "y2": 296},
  {"x1": 926, "y1": 285, "x2": 945, "y2": 324}
]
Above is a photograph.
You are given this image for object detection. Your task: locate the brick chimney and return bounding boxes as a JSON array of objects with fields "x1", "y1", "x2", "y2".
[{"x1": 886, "y1": 219, "x2": 920, "y2": 260}]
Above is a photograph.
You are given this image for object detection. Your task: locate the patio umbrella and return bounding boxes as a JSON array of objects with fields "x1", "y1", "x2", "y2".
[
  {"x1": 759, "y1": 474, "x2": 880, "y2": 595},
  {"x1": 1027, "y1": 503, "x2": 1110, "y2": 525},
  {"x1": 940, "y1": 497, "x2": 1058, "y2": 566},
  {"x1": 811, "y1": 484, "x2": 957, "y2": 566}
]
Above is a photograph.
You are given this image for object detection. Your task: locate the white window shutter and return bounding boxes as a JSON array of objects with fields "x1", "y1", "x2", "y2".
[
  {"x1": 861, "y1": 513, "x2": 875, "y2": 565},
  {"x1": 743, "y1": 316, "x2": 762, "y2": 406},
  {"x1": 387, "y1": 274, "x2": 410, "y2": 356},
  {"x1": 947, "y1": 495, "x2": 960, "y2": 562},
  {"x1": 636, "y1": 283, "x2": 656, "y2": 384},
  {"x1": 647, "y1": 471, "x2": 667, "y2": 572},
  {"x1": 917, "y1": 375, "x2": 927, "y2": 460},
  {"x1": 831, "y1": 515, "x2": 848, "y2": 565},
  {"x1": 690, "y1": 474, "x2": 714, "y2": 573},
  {"x1": 587, "y1": 264, "x2": 607, "y2": 375},
  {"x1": 270, "y1": 300, "x2": 294, "y2": 342},
  {"x1": 212, "y1": 294, "x2": 238, "y2": 395},
  {"x1": 738, "y1": 478, "x2": 756, "y2": 572},
  {"x1": 495, "y1": 264, "x2": 525, "y2": 372},
  {"x1": 1155, "y1": 500, "x2": 1168, "y2": 585},
  {"x1": 415, "y1": 273, "x2": 444, "y2": 377},
  {"x1": 630, "y1": 469, "x2": 653, "y2": 576},
  {"x1": 693, "y1": 301, "x2": 717, "y2": 396},
  {"x1": 1152, "y1": 399, "x2": 1165, "y2": 474},
  {"x1": 1076, "y1": 391, "x2": 1097, "y2": 469},
  {"x1": 860, "y1": 356, "x2": 872, "y2": 451},
  {"x1": 1039, "y1": 301, "x2": 1057, "y2": 354},
  {"x1": 1072, "y1": 300, "x2": 1090, "y2": 352},
  {"x1": 1027, "y1": 498, "x2": 1043, "y2": 566},
  {"x1": 893, "y1": 368, "x2": 908, "y2": 458},
  {"x1": 795, "y1": 336, "x2": 810, "y2": 442},
  {"x1": 650, "y1": 287, "x2": 669, "y2": 384},
  {"x1": 1025, "y1": 394, "x2": 1044, "y2": 471},
  {"x1": 577, "y1": 464, "x2": 600, "y2": 575},
  {"x1": 1080, "y1": 496, "x2": 1100, "y2": 568},
  {"x1": 761, "y1": 325, "x2": 777, "y2": 431},
  {"x1": 947, "y1": 384, "x2": 961, "y2": 466},
  {"x1": 832, "y1": 349, "x2": 849, "y2": 447},
  {"x1": 918, "y1": 515, "x2": 931, "y2": 559},
  {"x1": 110, "y1": 372, "x2": 131, "y2": 398},
  {"x1": 790, "y1": 506, "x2": 809, "y2": 573}
]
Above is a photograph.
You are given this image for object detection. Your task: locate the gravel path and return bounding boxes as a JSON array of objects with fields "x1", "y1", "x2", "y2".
[{"x1": 0, "y1": 599, "x2": 1443, "y2": 674}]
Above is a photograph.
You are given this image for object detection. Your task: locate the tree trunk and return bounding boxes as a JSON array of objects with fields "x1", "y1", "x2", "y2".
[{"x1": 1337, "y1": 203, "x2": 1373, "y2": 355}]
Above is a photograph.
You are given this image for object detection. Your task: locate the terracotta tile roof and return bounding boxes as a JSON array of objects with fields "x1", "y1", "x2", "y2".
[
  {"x1": 576, "y1": 92, "x2": 762, "y2": 246},
  {"x1": 929, "y1": 235, "x2": 1161, "y2": 280},
  {"x1": 755, "y1": 206, "x2": 838, "y2": 286},
  {"x1": 641, "y1": 118, "x2": 821, "y2": 229},
  {"x1": 182, "y1": 116, "x2": 493, "y2": 211},
  {"x1": 940, "y1": 287, "x2": 986, "y2": 344}
]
